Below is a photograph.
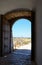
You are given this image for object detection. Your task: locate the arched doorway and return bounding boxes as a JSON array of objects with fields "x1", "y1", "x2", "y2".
[
  {"x1": 2, "y1": 9, "x2": 35, "y2": 61},
  {"x1": 12, "y1": 18, "x2": 31, "y2": 63},
  {"x1": 12, "y1": 18, "x2": 31, "y2": 50}
]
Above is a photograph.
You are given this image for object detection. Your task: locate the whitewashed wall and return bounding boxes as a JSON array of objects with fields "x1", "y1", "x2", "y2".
[
  {"x1": 0, "y1": 15, "x2": 2, "y2": 56},
  {"x1": 0, "y1": 0, "x2": 36, "y2": 14},
  {"x1": 36, "y1": 0, "x2": 42, "y2": 65}
]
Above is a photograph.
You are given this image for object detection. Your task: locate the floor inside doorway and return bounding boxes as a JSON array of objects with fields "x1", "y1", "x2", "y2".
[{"x1": 0, "y1": 49, "x2": 33, "y2": 65}]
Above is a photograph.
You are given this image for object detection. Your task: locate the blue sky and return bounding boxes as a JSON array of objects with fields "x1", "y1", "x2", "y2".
[{"x1": 12, "y1": 19, "x2": 31, "y2": 38}]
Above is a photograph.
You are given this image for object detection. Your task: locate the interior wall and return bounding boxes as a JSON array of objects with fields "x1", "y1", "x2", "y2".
[
  {"x1": 0, "y1": 0, "x2": 36, "y2": 14},
  {"x1": 0, "y1": 15, "x2": 2, "y2": 56},
  {"x1": 36, "y1": 0, "x2": 42, "y2": 65}
]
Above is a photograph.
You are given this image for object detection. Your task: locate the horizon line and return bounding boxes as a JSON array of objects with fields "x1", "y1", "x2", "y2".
[{"x1": 13, "y1": 37, "x2": 31, "y2": 38}]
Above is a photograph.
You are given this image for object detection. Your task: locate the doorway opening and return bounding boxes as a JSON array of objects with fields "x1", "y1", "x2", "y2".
[
  {"x1": 12, "y1": 18, "x2": 31, "y2": 50},
  {"x1": 12, "y1": 18, "x2": 32, "y2": 63},
  {"x1": 3, "y1": 9, "x2": 35, "y2": 64}
]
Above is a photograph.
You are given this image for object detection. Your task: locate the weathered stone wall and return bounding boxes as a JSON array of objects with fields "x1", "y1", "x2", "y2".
[{"x1": 11, "y1": 29, "x2": 13, "y2": 51}]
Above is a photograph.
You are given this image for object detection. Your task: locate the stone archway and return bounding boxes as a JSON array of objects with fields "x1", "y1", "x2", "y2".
[
  {"x1": 4, "y1": 9, "x2": 32, "y2": 27},
  {"x1": 2, "y1": 9, "x2": 34, "y2": 60}
]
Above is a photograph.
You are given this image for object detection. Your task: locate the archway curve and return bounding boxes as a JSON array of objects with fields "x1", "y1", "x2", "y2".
[{"x1": 4, "y1": 8, "x2": 32, "y2": 26}]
